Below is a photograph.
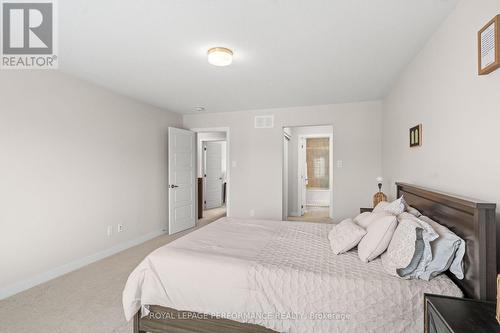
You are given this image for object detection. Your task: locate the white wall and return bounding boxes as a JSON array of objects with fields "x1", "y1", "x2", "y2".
[
  {"x1": 184, "y1": 101, "x2": 383, "y2": 221},
  {"x1": 382, "y1": 0, "x2": 500, "y2": 266},
  {"x1": 0, "y1": 71, "x2": 182, "y2": 298}
]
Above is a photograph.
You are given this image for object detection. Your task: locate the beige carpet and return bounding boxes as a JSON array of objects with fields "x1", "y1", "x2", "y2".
[
  {"x1": 287, "y1": 206, "x2": 334, "y2": 223},
  {"x1": 0, "y1": 207, "x2": 226, "y2": 333}
]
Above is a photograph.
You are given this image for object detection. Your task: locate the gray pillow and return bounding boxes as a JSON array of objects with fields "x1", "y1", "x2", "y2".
[{"x1": 418, "y1": 216, "x2": 466, "y2": 280}]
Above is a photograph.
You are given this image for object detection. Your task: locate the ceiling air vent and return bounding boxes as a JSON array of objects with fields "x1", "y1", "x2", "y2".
[{"x1": 254, "y1": 115, "x2": 274, "y2": 129}]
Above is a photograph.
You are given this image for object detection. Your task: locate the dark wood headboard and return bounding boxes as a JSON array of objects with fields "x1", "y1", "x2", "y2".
[{"x1": 396, "y1": 182, "x2": 497, "y2": 301}]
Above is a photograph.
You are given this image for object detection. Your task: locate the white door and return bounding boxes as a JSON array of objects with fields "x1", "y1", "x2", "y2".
[
  {"x1": 298, "y1": 137, "x2": 307, "y2": 216},
  {"x1": 168, "y1": 127, "x2": 196, "y2": 235},
  {"x1": 203, "y1": 141, "x2": 223, "y2": 209}
]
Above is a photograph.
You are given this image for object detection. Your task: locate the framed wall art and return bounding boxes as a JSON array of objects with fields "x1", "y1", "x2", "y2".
[
  {"x1": 409, "y1": 124, "x2": 422, "y2": 148},
  {"x1": 478, "y1": 15, "x2": 500, "y2": 75}
]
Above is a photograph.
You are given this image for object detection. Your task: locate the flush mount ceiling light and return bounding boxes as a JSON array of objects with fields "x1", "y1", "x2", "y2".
[
  {"x1": 194, "y1": 106, "x2": 205, "y2": 112},
  {"x1": 207, "y1": 47, "x2": 233, "y2": 67}
]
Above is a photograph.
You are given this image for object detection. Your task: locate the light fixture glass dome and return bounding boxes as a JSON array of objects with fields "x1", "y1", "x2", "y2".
[{"x1": 207, "y1": 47, "x2": 233, "y2": 66}]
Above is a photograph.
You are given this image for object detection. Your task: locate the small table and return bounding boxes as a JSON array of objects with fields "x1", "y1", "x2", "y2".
[
  {"x1": 359, "y1": 207, "x2": 373, "y2": 213},
  {"x1": 424, "y1": 293, "x2": 500, "y2": 333}
]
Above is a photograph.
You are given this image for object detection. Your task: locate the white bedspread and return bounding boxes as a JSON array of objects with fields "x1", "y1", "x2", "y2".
[{"x1": 123, "y1": 217, "x2": 462, "y2": 333}]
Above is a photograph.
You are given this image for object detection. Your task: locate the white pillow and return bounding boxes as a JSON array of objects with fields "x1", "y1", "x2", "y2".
[
  {"x1": 417, "y1": 216, "x2": 466, "y2": 280},
  {"x1": 372, "y1": 201, "x2": 389, "y2": 213},
  {"x1": 354, "y1": 211, "x2": 393, "y2": 229},
  {"x1": 383, "y1": 197, "x2": 407, "y2": 215},
  {"x1": 358, "y1": 214, "x2": 398, "y2": 262},
  {"x1": 328, "y1": 219, "x2": 367, "y2": 255},
  {"x1": 381, "y1": 217, "x2": 425, "y2": 278},
  {"x1": 396, "y1": 213, "x2": 439, "y2": 279}
]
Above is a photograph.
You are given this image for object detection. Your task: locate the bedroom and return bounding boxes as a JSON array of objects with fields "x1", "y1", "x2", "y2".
[{"x1": 1, "y1": 0, "x2": 500, "y2": 332}]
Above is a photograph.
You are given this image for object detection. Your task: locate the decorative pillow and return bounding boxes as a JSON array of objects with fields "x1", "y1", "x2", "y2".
[
  {"x1": 396, "y1": 213, "x2": 439, "y2": 279},
  {"x1": 418, "y1": 216, "x2": 466, "y2": 280},
  {"x1": 383, "y1": 197, "x2": 407, "y2": 215},
  {"x1": 328, "y1": 219, "x2": 367, "y2": 255},
  {"x1": 449, "y1": 242, "x2": 466, "y2": 279},
  {"x1": 381, "y1": 218, "x2": 425, "y2": 278},
  {"x1": 405, "y1": 205, "x2": 422, "y2": 218},
  {"x1": 373, "y1": 201, "x2": 389, "y2": 213},
  {"x1": 357, "y1": 214, "x2": 398, "y2": 262},
  {"x1": 354, "y1": 212, "x2": 375, "y2": 229},
  {"x1": 354, "y1": 211, "x2": 394, "y2": 229}
]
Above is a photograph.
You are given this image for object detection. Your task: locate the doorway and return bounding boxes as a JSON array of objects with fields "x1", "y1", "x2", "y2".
[
  {"x1": 192, "y1": 128, "x2": 229, "y2": 225},
  {"x1": 282, "y1": 125, "x2": 334, "y2": 223}
]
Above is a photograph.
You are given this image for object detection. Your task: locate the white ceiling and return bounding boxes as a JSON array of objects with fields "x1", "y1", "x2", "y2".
[{"x1": 59, "y1": 0, "x2": 458, "y2": 114}]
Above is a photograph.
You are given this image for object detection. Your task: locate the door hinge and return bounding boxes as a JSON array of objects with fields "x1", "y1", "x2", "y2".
[
  {"x1": 204, "y1": 174, "x2": 207, "y2": 177},
  {"x1": 301, "y1": 205, "x2": 304, "y2": 209},
  {"x1": 204, "y1": 200, "x2": 206, "y2": 204},
  {"x1": 204, "y1": 147, "x2": 207, "y2": 151}
]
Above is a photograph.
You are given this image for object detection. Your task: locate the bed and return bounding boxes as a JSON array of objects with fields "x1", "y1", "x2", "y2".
[{"x1": 123, "y1": 183, "x2": 497, "y2": 333}]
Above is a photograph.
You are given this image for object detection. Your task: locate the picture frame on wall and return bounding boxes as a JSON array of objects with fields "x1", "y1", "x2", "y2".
[
  {"x1": 409, "y1": 124, "x2": 422, "y2": 148},
  {"x1": 478, "y1": 15, "x2": 500, "y2": 75}
]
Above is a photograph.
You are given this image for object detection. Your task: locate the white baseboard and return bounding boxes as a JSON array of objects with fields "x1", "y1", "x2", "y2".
[{"x1": 0, "y1": 229, "x2": 166, "y2": 300}]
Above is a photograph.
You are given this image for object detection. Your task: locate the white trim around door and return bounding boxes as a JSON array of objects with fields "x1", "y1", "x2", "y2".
[
  {"x1": 297, "y1": 132, "x2": 334, "y2": 219},
  {"x1": 190, "y1": 127, "x2": 231, "y2": 218}
]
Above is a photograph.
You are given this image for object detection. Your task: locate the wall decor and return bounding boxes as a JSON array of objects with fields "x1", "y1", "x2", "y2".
[
  {"x1": 478, "y1": 15, "x2": 500, "y2": 75},
  {"x1": 409, "y1": 124, "x2": 422, "y2": 148}
]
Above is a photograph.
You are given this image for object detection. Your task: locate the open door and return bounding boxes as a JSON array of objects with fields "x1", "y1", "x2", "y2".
[
  {"x1": 203, "y1": 141, "x2": 223, "y2": 209},
  {"x1": 168, "y1": 127, "x2": 196, "y2": 234}
]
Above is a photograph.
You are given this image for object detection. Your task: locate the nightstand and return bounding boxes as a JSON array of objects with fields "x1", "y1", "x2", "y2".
[
  {"x1": 359, "y1": 208, "x2": 373, "y2": 213},
  {"x1": 424, "y1": 294, "x2": 500, "y2": 333}
]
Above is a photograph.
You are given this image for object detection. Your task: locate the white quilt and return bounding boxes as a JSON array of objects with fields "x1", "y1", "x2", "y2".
[{"x1": 123, "y1": 217, "x2": 462, "y2": 333}]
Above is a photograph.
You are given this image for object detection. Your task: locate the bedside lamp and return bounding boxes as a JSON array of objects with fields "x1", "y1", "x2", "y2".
[{"x1": 373, "y1": 176, "x2": 387, "y2": 207}]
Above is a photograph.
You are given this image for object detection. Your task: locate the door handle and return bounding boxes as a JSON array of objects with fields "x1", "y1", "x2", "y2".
[{"x1": 170, "y1": 185, "x2": 179, "y2": 188}]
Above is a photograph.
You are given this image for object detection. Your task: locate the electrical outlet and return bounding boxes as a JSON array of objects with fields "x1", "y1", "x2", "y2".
[
  {"x1": 107, "y1": 225, "x2": 112, "y2": 237},
  {"x1": 336, "y1": 160, "x2": 343, "y2": 168},
  {"x1": 117, "y1": 224, "x2": 124, "y2": 233}
]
